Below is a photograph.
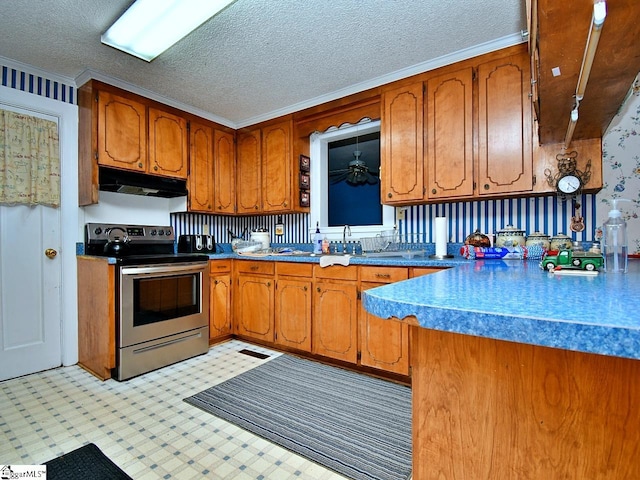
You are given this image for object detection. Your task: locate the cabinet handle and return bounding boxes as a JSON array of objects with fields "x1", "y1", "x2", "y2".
[
  {"x1": 317, "y1": 287, "x2": 321, "y2": 292},
  {"x1": 214, "y1": 280, "x2": 219, "y2": 284},
  {"x1": 255, "y1": 205, "x2": 259, "y2": 210},
  {"x1": 250, "y1": 266, "x2": 258, "y2": 271},
  {"x1": 375, "y1": 273, "x2": 391, "y2": 279},
  {"x1": 138, "y1": 162, "x2": 143, "y2": 168},
  {"x1": 283, "y1": 201, "x2": 288, "y2": 207},
  {"x1": 153, "y1": 165, "x2": 158, "y2": 171},
  {"x1": 387, "y1": 192, "x2": 393, "y2": 198},
  {"x1": 267, "y1": 282, "x2": 271, "y2": 287},
  {"x1": 431, "y1": 188, "x2": 437, "y2": 194},
  {"x1": 484, "y1": 184, "x2": 490, "y2": 190}
]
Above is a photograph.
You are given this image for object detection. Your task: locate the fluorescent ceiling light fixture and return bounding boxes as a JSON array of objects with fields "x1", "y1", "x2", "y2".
[{"x1": 101, "y1": 0, "x2": 236, "y2": 62}]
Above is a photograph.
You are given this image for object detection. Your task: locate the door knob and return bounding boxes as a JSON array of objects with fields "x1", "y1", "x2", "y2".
[{"x1": 45, "y1": 248, "x2": 57, "y2": 259}]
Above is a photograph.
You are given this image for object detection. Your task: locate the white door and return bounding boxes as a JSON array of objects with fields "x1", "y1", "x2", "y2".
[
  {"x1": 0, "y1": 83, "x2": 77, "y2": 382},
  {"x1": 0, "y1": 204, "x2": 62, "y2": 380}
]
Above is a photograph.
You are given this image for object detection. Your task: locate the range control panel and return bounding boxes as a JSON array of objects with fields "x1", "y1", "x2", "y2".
[{"x1": 85, "y1": 223, "x2": 175, "y2": 244}]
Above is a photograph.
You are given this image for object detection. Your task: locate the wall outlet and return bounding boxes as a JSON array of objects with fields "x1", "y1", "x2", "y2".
[{"x1": 396, "y1": 207, "x2": 405, "y2": 221}]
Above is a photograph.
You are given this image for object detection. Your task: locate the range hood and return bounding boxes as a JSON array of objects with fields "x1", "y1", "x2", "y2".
[{"x1": 99, "y1": 166, "x2": 188, "y2": 198}]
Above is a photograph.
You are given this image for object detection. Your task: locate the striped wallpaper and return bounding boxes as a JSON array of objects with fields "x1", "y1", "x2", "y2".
[
  {"x1": 172, "y1": 193, "x2": 598, "y2": 245},
  {"x1": 1, "y1": 64, "x2": 75, "y2": 105}
]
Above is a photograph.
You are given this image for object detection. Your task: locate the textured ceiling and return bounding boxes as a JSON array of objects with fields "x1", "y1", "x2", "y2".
[{"x1": 0, "y1": 0, "x2": 526, "y2": 127}]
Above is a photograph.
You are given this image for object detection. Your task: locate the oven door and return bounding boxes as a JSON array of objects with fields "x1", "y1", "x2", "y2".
[{"x1": 119, "y1": 261, "x2": 209, "y2": 348}]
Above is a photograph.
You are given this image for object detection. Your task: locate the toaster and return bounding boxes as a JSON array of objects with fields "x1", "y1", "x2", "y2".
[{"x1": 178, "y1": 234, "x2": 216, "y2": 253}]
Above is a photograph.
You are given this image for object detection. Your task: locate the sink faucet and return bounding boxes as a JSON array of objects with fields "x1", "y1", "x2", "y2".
[{"x1": 342, "y1": 225, "x2": 352, "y2": 253}]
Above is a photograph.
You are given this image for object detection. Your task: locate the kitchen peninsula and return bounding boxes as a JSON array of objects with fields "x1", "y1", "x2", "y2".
[{"x1": 363, "y1": 260, "x2": 640, "y2": 479}]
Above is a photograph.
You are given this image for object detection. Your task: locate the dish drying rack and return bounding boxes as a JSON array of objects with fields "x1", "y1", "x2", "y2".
[{"x1": 359, "y1": 232, "x2": 426, "y2": 258}]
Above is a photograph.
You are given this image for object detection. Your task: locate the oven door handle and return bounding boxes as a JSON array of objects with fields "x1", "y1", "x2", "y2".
[{"x1": 121, "y1": 262, "x2": 207, "y2": 276}]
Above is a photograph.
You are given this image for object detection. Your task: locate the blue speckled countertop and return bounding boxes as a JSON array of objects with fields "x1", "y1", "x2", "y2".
[
  {"x1": 207, "y1": 251, "x2": 466, "y2": 268},
  {"x1": 362, "y1": 259, "x2": 640, "y2": 360}
]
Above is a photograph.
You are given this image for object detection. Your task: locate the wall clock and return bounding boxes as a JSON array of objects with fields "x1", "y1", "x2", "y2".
[
  {"x1": 557, "y1": 174, "x2": 582, "y2": 195},
  {"x1": 544, "y1": 151, "x2": 592, "y2": 200}
]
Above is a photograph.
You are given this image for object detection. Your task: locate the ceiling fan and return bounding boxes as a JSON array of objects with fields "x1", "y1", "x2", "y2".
[{"x1": 329, "y1": 149, "x2": 379, "y2": 185}]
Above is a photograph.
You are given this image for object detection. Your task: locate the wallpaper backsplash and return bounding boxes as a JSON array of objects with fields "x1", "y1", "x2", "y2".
[
  {"x1": 172, "y1": 195, "x2": 599, "y2": 246},
  {"x1": 4, "y1": 58, "x2": 638, "y2": 253}
]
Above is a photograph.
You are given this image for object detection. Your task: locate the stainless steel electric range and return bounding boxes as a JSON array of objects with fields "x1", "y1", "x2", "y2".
[{"x1": 85, "y1": 223, "x2": 210, "y2": 380}]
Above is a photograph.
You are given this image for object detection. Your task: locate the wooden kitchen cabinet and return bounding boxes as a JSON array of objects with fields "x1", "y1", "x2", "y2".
[
  {"x1": 359, "y1": 266, "x2": 410, "y2": 375},
  {"x1": 97, "y1": 90, "x2": 188, "y2": 178},
  {"x1": 97, "y1": 90, "x2": 147, "y2": 173},
  {"x1": 77, "y1": 257, "x2": 116, "y2": 380},
  {"x1": 189, "y1": 123, "x2": 236, "y2": 213},
  {"x1": 426, "y1": 68, "x2": 474, "y2": 200},
  {"x1": 380, "y1": 45, "x2": 534, "y2": 205},
  {"x1": 188, "y1": 120, "x2": 214, "y2": 212},
  {"x1": 477, "y1": 50, "x2": 533, "y2": 196},
  {"x1": 236, "y1": 128, "x2": 262, "y2": 213},
  {"x1": 148, "y1": 107, "x2": 188, "y2": 178},
  {"x1": 234, "y1": 261, "x2": 275, "y2": 342},
  {"x1": 213, "y1": 129, "x2": 236, "y2": 214},
  {"x1": 275, "y1": 262, "x2": 313, "y2": 352},
  {"x1": 381, "y1": 82, "x2": 425, "y2": 204},
  {"x1": 236, "y1": 118, "x2": 292, "y2": 214},
  {"x1": 261, "y1": 119, "x2": 292, "y2": 212},
  {"x1": 312, "y1": 265, "x2": 358, "y2": 363},
  {"x1": 209, "y1": 260, "x2": 232, "y2": 341}
]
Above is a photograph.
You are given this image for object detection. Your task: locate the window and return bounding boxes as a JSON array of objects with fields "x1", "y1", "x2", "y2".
[{"x1": 309, "y1": 120, "x2": 394, "y2": 240}]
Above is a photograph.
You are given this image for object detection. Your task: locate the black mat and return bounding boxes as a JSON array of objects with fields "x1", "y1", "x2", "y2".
[{"x1": 43, "y1": 443, "x2": 132, "y2": 480}]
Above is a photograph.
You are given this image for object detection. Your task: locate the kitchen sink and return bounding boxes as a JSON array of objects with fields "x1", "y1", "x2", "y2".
[{"x1": 362, "y1": 250, "x2": 426, "y2": 259}]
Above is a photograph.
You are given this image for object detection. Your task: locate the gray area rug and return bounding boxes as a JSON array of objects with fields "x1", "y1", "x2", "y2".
[{"x1": 184, "y1": 354, "x2": 412, "y2": 480}]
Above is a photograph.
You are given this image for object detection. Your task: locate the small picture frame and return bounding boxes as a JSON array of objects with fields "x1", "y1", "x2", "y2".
[
  {"x1": 299, "y1": 154, "x2": 310, "y2": 172},
  {"x1": 300, "y1": 190, "x2": 310, "y2": 207},
  {"x1": 299, "y1": 173, "x2": 310, "y2": 190}
]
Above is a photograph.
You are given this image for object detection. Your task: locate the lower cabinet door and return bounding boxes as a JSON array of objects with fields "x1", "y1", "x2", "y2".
[
  {"x1": 359, "y1": 281, "x2": 409, "y2": 375},
  {"x1": 235, "y1": 274, "x2": 274, "y2": 342},
  {"x1": 275, "y1": 277, "x2": 312, "y2": 351},
  {"x1": 312, "y1": 281, "x2": 358, "y2": 363},
  {"x1": 209, "y1": 273, "x2": 231, "y2": 340}
]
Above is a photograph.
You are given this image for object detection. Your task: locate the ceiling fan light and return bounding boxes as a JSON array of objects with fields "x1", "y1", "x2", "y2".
[{"x1": 101, "y1": 0, "x2": 236, "y2": 61}]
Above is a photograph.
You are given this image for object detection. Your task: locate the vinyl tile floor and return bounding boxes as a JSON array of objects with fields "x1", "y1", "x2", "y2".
[{"x1": 0, "y1": 339, "x2": 350, "y2": 479}]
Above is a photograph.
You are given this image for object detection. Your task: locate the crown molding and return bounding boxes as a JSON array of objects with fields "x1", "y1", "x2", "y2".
[{"x1": 74, "y1": 69, "x2": 236, "y2": 128}]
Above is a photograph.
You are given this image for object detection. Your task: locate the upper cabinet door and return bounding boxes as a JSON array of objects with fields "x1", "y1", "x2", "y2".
[
  {"x1": 188, "y1": 120, "x2": 214, "y2": 212},
  {"x1": 261, "y1": 120, "x2": 292, "y2": 212},
  {"x1": 426, "y1": 68, "x2": 474, "y2": 200},
  {"x1": 148, "y1": 107, "x2": 188, "y2": 178},
  {"x1": 477, "y1": 52, "x2": 533, "y2": 196},
  {"x1": 381, "y1": 83, "x2": 425, "y2": 204},
  {"x1": 213, "y1": 129, "x2": 236, "y2": 214},
  {"x1": 98, "y1": 91, "x2": 147, "y2": 172},
  {"x1": 236, "y1": 129, "x2": 262, "y2": 214}
]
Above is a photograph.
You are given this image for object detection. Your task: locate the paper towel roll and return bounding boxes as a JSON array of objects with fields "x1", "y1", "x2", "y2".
[{"x1": 434, "y1": 217, "x2": 448, "y2": 257}]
